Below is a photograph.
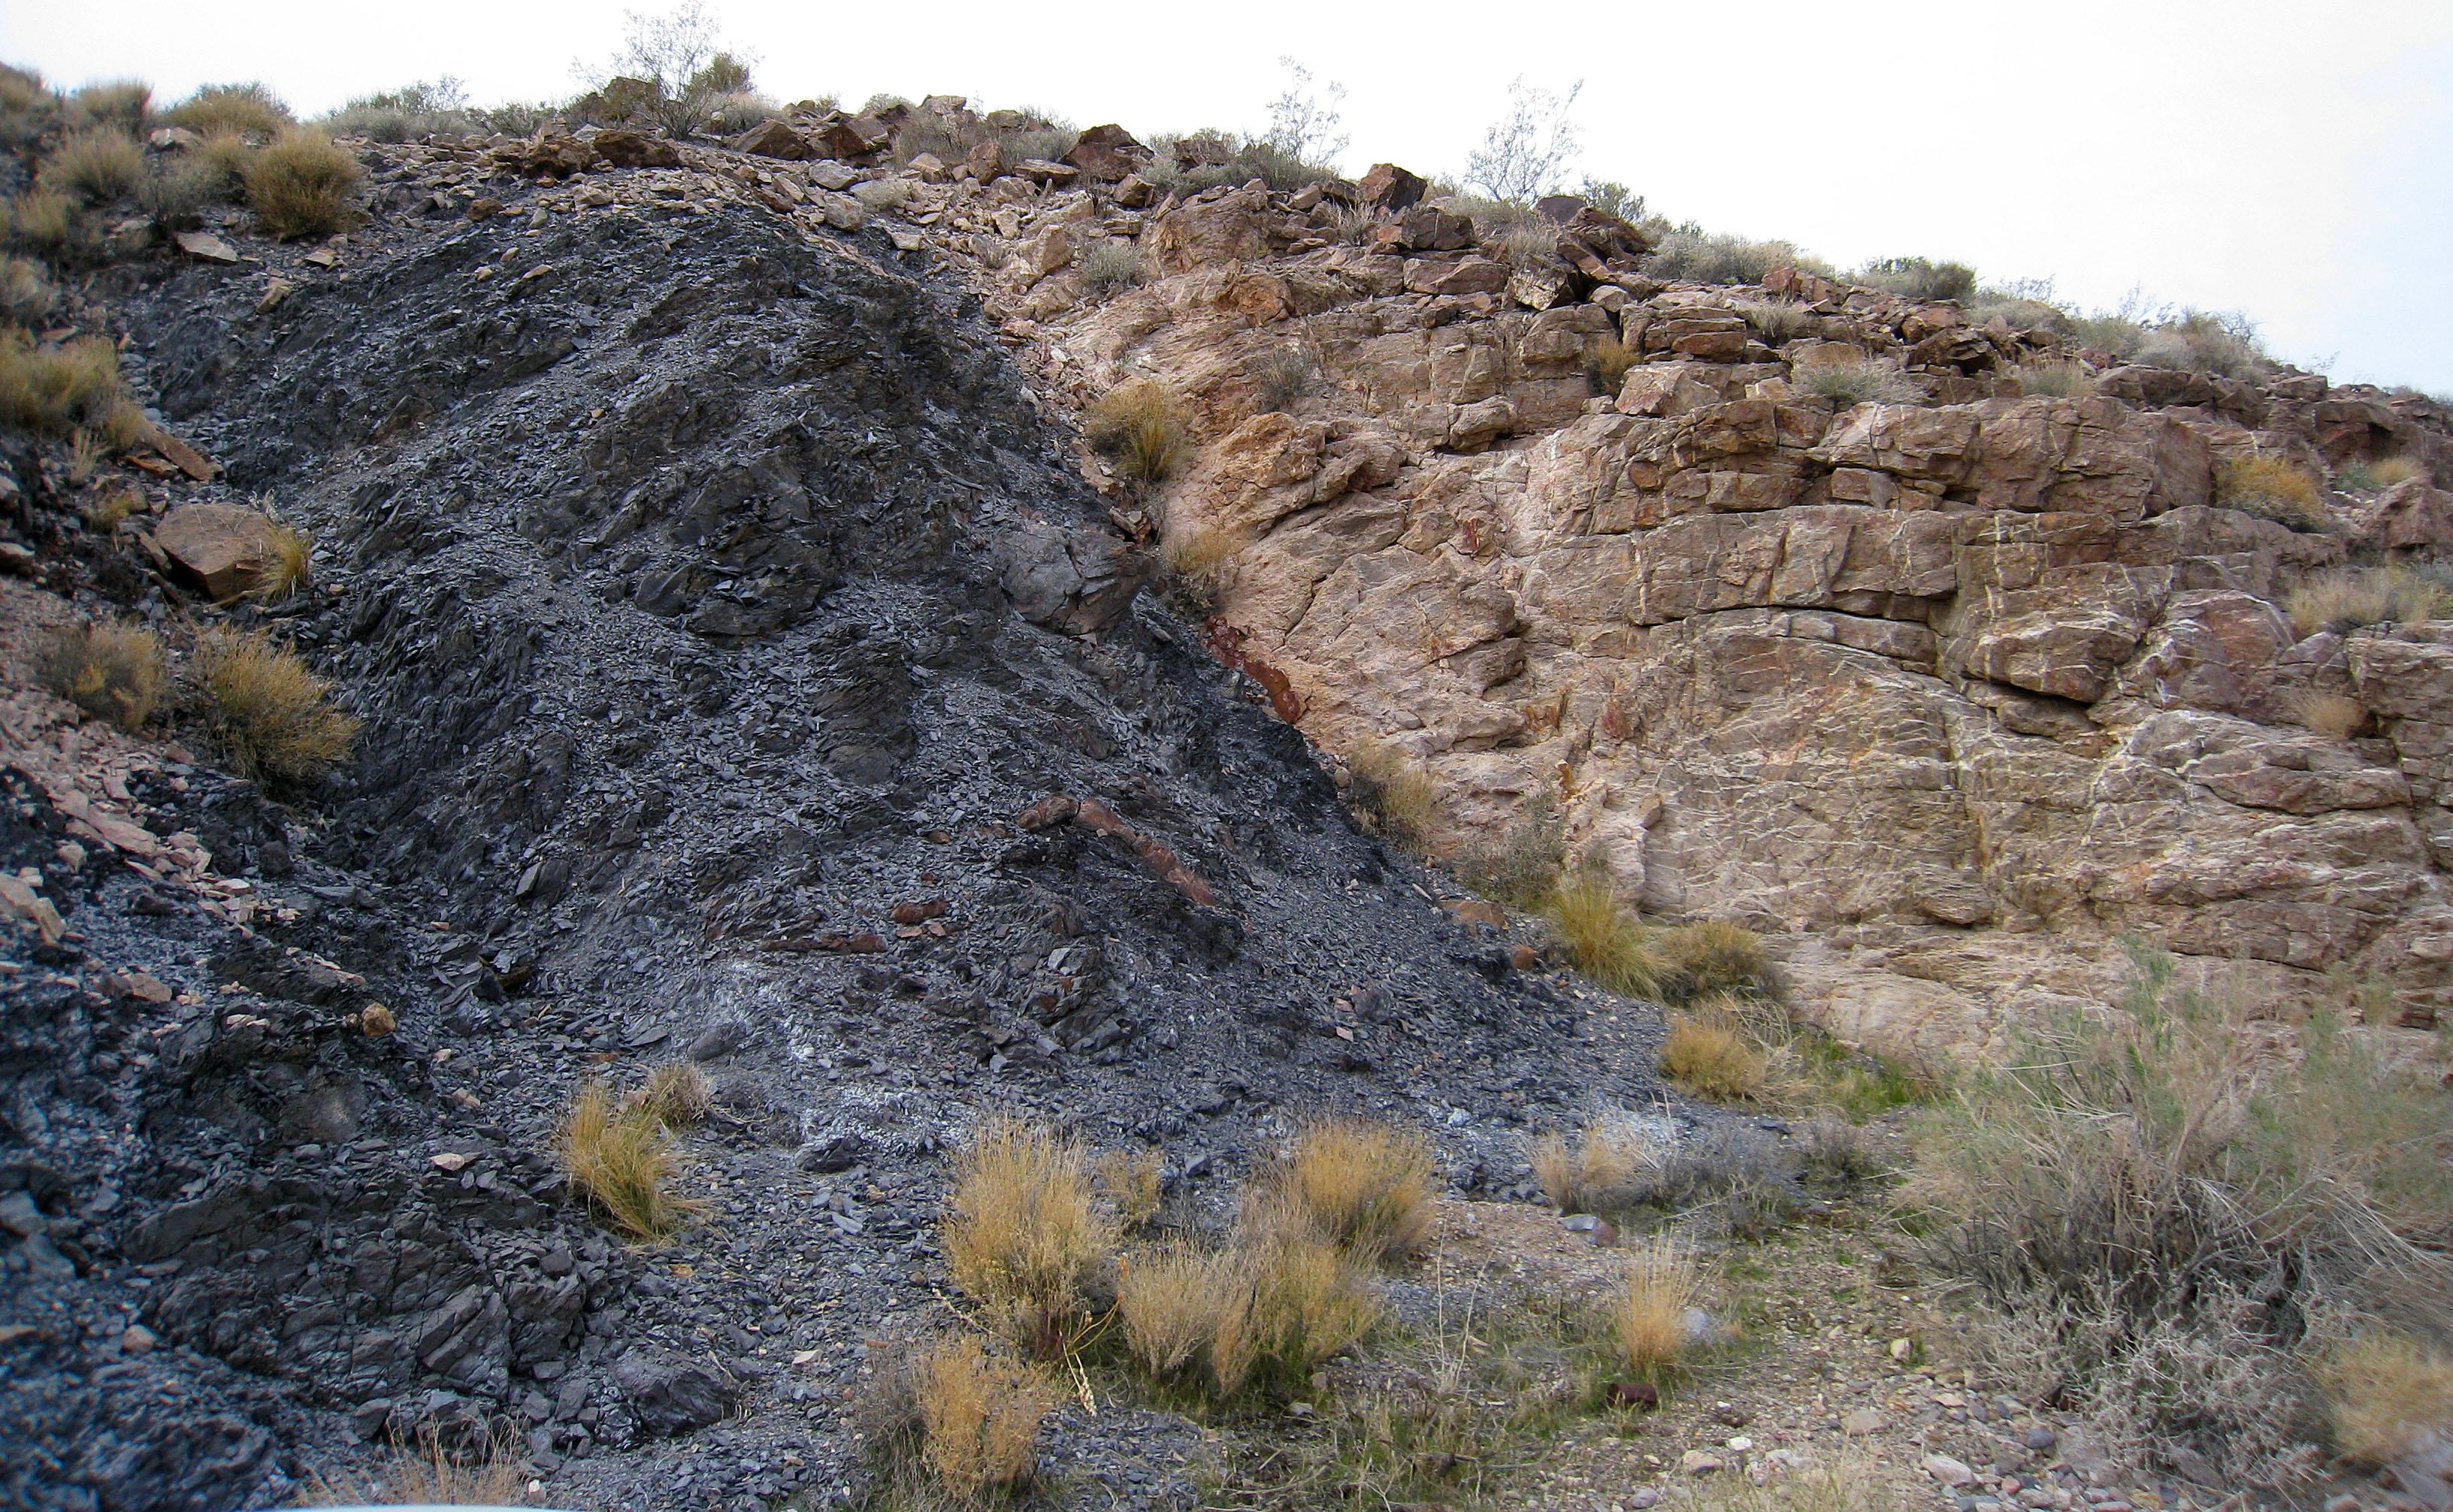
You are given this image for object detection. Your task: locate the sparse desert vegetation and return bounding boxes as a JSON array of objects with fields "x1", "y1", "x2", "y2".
[
  {"x1": 1345, "y1": 736, "x2": 1436, "y2": 854},
  {"x1": 1084, "y1": 380, "x2": 1187, "y2": 484},
  {"x1": 2286, "y1": 564, "x2": 2452, "y2": 636},
  {"x1": 558, "y1": 1081, "x2": 699, "y2": 1239},
  {"x1": 242, "y1": 131, "x2": 364, "y2": 237},
  {"x1": 36, "y1": 620, "x2": 165, "y2": 731},
  {"x1": 187, "y1": 624, "x2": 361, "y2": 783}
]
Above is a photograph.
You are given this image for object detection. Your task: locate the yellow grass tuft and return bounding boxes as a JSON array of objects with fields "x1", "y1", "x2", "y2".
[
  {"x1": 36, "y1": 621, "x2": 165, "y2": 733},
  {"x1": 189, "y1": 625, "x2": 361, "y2": 784},
  {"x1": 301, "y1": 1426, "x2": 527, "y2": 1507},
  {"x1": 1085, "y1": 380, "x2": 1187, "y2": 484},
  {"x1": 1529, "y1": 1117, "x2": 1658, "y2": 1214},
  {"x1": 1093, "y1": 1146, "x2": 1164, "y2": 1229},
  {"x1": 0, "y1": 332, "x2": 128, "y2": 436},
  {"x1": 558, "y1": 1081, "x2": 699, "y2": 1239},
  {"x1": 1661, "y1": 1012, "x2": 1768, "y2": 1102},
  {"x1": 1, "y1": 255, "x2": 56, "y2": 326},
  {"x1": 1614, "y1": 1238, "x2": 1698, "y2": 1379},
  {"x1": 2370, "y1": 455, "x2": 2426, "y2": 488},
  {"x1": 243, "y1": 131, "x2": 363, "y2": 239},
  {"x1": 1347, "y1": 736, "x2": 1435, "y2": 855},
  {"x1": 1160, "y1": 523, "x2": 1242, "y2": 615},
  {"x1": 1237, "y1": 1231, "x2": 1380, "y2": 1388},
  {"x1": 2313, "y1": 1330, "x2": 2453, "y2": 1467},
  {"x1": 1250, "y1": 1116, "x2": 1435, "y2": 1263},
  {"x1": 3, "y1": 189, "x2": 73, "y2": 251},
  {"x1": 1547, "y1": 872, "x2": 1678, "y2": 999},
  {"x1": 2294, "y1": 690, "x2": 2367, "y2": 739},
  {"x1": 633, "y1": 1060, "x2": 711, "y2": 1126},
  {"x1": 44, "y1": 128, "x2": 145, "y2": 203},
  {"x1": 2286, "y1": 566, "x2": 2453, "y2": 638},
  {"x1": 1118, "y1": 1244, "x2": 1249, "y2": 1384},
  {"x1": 248, "y1": 519, "x2": 313, "y2": 601},
  {"x1": 2220, "y1": 455, "x2": 2328, "y2": 533},
  {"x1": 917, "y1": 1335, "x2": 1051, "y2": 1503},
  {"x1": 942, "y1": 1114, "x2": 1119, "y2": 1356},
  {"x1": 162, "y1": 82, "x2": 293, "y2": 140},
  {"x1": 1656, "y1": 918, "x2": 1771, "y2": 996},
  {"x1": 1585, "y1": 334, "x2": 1636, "y2": 393}
]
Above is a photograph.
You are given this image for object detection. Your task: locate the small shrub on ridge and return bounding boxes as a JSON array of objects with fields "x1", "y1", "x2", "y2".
[
  {"x1": 243, "y1": 132, "x2": 363, "y2": 238},
  {"x1": 2286, "y1": 567, "x2": 2452, "y2": 637},
  {"x1": 162, "y1": 82, "x2": 294, "y2": 140},
  {"x1": 1795, "y1": 355, "x2": 1923, "y2": 407},
  {"x1": 44, "y1": 129, "x2": 145, "y2": 203},
  {"x1": 2220, "y1": 455, "x2": 2327, "y2": 533}
]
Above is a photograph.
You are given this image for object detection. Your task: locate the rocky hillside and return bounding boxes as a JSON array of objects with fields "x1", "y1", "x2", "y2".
[
  {"x1": 1, "y1": 107, "x2": 1668, "y2": 1510},
  {"x1": 914, "y1": 129, "x2": 2453, "y2": 1057}
]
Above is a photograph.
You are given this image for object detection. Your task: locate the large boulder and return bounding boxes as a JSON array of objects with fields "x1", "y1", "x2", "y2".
[{"x1": 152, "y1": 503, "x2": 287, "y2": 600}]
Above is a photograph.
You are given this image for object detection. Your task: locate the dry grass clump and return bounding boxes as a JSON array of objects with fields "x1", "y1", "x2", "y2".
[
  {"x1": 1250, "y1": 346, "x2": 1315, "y2": 412},
  {"x1": 2293, "y1": 691, "x2": 2367, "y2": 739},
  {"x1": 2011, "y1": 360, "x2": 2095, "y2": 398},
  {"x1": 2370, "y1": 455, "x2": 2427, "y2": 488},
  {"x1": 1614, "y1": 1238, "x2": 1699, "y2": 1378},
  {"x1": 1237, "y1": 1232, "x2": 1381, "y2": 1383},
  {"x1": 1093, "y1": 1146, "x2": 1163, "y2": 1229},
  {"x1": 1160, "y1": 524, "x2": 1241, "y2": 616},
  {"x1": 37, "y1": 621, "x2": 165, "y2": 732},
  {"x1": 2285, "y1": 566, "x2": 2453, "y2": 637},
  {"x1": 0, "y1": 333, "x2": 127, "y2": 435},
  {"x1": 1347, "y1": 737, "x2": 1435, "y2": 855},
  {"x1": 1545, "y1": 872, "x2": 1677, "y2": 999},
  {"x1": 1452, "y1": 789, "x2": 1565, "y2": 909},
  {"x1": 2313, "y1": 1330, "x2": 2453, "y2": 1465},
  {"x1": 253, "y1": 520, "x2": 313, "y2": 601},
  {"x1": 1692, "y1": 1450, "x2": 1895, "y2": 1512},
  {"x1": 44, "y1": 129, "x2": 145, "y2": 203},
  {"x1": 1531, "y1": 1114, "x2": 1660, "y2": 1215},
  {"x1": 632, "y1": 1060, "x2": 711, "y2": 1126},
  {"x1": 1085, "y1": 380, "x2": 1187, "y2": 484},
  {"x1": 0, "y1": 256, "x2": 58, "y2": 327},
  {"x1": 1907, "y1": 942, "x2": 2453, "y2": 1484},
  {"x1": 1118, "y1": 1244, "x2": 1247, "y2": 1383},
  {"x1": 1583, "y1": 335, "x2": 1636, "y2": 394},
  {"x1": 1795, "y1": 355, "x2": 1924, "y2": 407},
  {"x1": 1735, "y1": 298, "x2": 1807, "y2": 343},
  {"x1": 558, "y1": 1081, "x2": 699, "y2": 1239},
  {"x1": 302, "y1": 1425, "x2": 527, "y2": 1506},
  {"x1": 70, "y1": 80, "x2": 151, "y2": 132},
  {"x1": 1660, "y1": 1012, "x2": 1769, "y2": 1102},
  {"x1": 188, "y1": 624, "x2": 361, "y2": 784},
  {"x1": 1656, "y1": 918, "x2": 1771, "y2": 996},
  {"x1": 1644, "y1": 231, "x2": 1828, "y2": 286},
  {"x1": 916, "y1": 1335, "x2": 1051, "y2": 1503},
  {"x1": 5, "y1": 188, "x2": 74, "y2": 251},
  {"x1": 1117, "y1": 1232, "x2": 1378, "y2": 1399},
  {"x1": 243, "y1": 131, "x2": 363, "y2": 238},
  {"x1": 2220, "y1": 455, "x2": 2329, "y2": 533},
  {"x1": 1858, "y1": 256, "x2": 1977, "y2": 301},
  {"x1": 1250, "y1": 1117, "x2": 1436, "y2": 1263},
  {"x1": 162, "y1": 82, "x2": 293, "y2": 140},
  {"x1": 942, "y1": 1114, "x2": 1119, "y2": 1356}
]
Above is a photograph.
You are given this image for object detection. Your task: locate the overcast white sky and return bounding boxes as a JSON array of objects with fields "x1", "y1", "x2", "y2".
[{"x1": 11, "y1": 1, "x2": 2449, "y2": 393}]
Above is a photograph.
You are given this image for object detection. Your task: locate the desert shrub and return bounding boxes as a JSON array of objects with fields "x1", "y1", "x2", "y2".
[
  {"x1": 0, "y1": 65, "x2": 51, "y2": 140},
  {"x1": 1530, "y1": 1114, "x2": 1659, "y2": 1214},
  {"x1": 1583, "y1": 334, "x2": 1635, "y2": 394},
  {"x1": 2220, "y1": 455, "x2": 2328, "y2": 533},
  {"x1": 1797, "y1": 1114, "x2": 1882, "y2": 1184},
  {"x1": 4, "y1": 188, "x2": 73, "y2": 250},
  {"x1": 1451, "y1": 788, "x2": 1564, "y2": 909},
  {"x1": 1075, "y1": 240, "x2": 1143, "y2": 296},
  {"x1": 1084, "y1": 380, "x2": 1186, "y2": 484},
  {"x1": 916, "y1": 1335, "x2": 1049, "y2": 1502},
  {"x1": 1347, "y1": 736, "x2": 1435, "y2": 854},
  {"x1": 36, "y1": 621, "x2": 165, "y2": 731},
  {"x1": 1532, "y1": 1114, "x2": 1802, "y2": 1236},
  {"x1": 1906, "y1": 942, "x2": 2453, "y2": 1484},
  {"x1": 0, "y1": 256, "x2": 55, "y2": 326},
  {"x1": 558, "y1": 1081, "x2": 697, "y2": 1238},
  {"x1": 1159, "y1": 523, "x2": 1241, "y2": 617},
  {"x1": 187, "y1": 624, "x2": 361, "y2": 783},
  {"x1": 163, "y1": 82, "x2": 292, "y2": 139},
  {"x1": 1644, "y1": 229, "x2": 1829, "y2": 286},
  {"x1": 633, "y1": 1060, "x2": 710, "y2": 1126},
  {"x1": 1093, "y1": 1147, "x2": 1163, "y2": 1229},
  {"x1": 1614, "y1": 1238, "x2": 1698, "y2": 1377},
  {"x1": 135, "y1": 156, "x2": 227, "y2": 224},
  {"x1": 1546, "y1": 872, "x2": 1679, "y2": 999},
  {"x1": 301, "y1": 1423, "x2": 526, "y2": 1506},
  {"x1": 1660, "y1": 1012, "x2": 1768, "y2": 1102},
  {"x1": 2313, "y1": 1330, "x2": 2453, "y2": 1465},
  {"x1": 252, "y1": 520, "x2": 312, "y2": 601},
  {"x1": 0, "y1": 332, "x2": 126, "y2": 434},
  {"x1": 1238, "y1": 1232, "x2": 1380, "y2": 1383},
  {"x1": 1249, "y1": 1116, "x2": 1435, "y2": 1263},
  {"x1": 243, "y1": 132, "x2": 363, "y2": 238},
  {"x1": 85, "y1": 488, "x2": 144, "y2": 532},
  {"x1": 1691, "y1": 1451, "x2": 1897, "y2": 1512},
  {"x1": 2134, "y1": 308, "x2": 2268, "y2": 378},
  {"x1": 2285, "y1": 566, "x2": 2453, "y2": 637},
  {"x1": 1118, "y1": 1244, "x2": 1247, "y2": 1383},
  {"x1": 1794, "y1": 355, "x2": 1923, "y2": 407},
  {"x1": 1972, "y1": 294, "x2": 2074, "y2": 335},
  {"x1": 1249, "y1": 346, "x2": 1314, "y2": 412},
  {"x1": 44, "y1": 129, "x2": 144, "y2": 203},
  {"x1": 697, "y1": 91, "x2": 774, "y2": 136},
  {"x1": 942, "y1": 1114, "x2": 1118, "y2": 1356},
  {"x1": 319, "y1": 78, "x2": 479, "y2": 143},
  {"x1": 1656, "y1": 919, "x2": 1771, "y2": 996},
  {"x1": 1858, "y1": 256, "x2": 1977, "y2": 302},
  {"x1": 1735, "y1": 298, "x2": 1807, "y2": 343},
  {"x1": 2010, "y1": 360, "x2": 2094, "y2": 398},
  {"x1": 2292, "y1": 691, "x2": 2367, "y2": 739},
  {"x1": 2334, "y1": 461, "x2": 2382, "y2": 494}
]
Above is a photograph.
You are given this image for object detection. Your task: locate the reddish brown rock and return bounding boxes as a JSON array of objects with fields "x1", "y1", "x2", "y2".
[
  {"x1": 1357, "y1": 162, "x2": 1426, "y2": 213},
  {"x1": 733, "y1": 119, "x2": 813, "y2": 159},
  {"x1": 593, "y1": 129, "x2": 681, "y2": 168},
  {"x1": 153, "y1": 503, "x2": 286, "y2": 599},
  {"x1": 1063, "y1": 124, "x2": 1149, "y2": 183}
]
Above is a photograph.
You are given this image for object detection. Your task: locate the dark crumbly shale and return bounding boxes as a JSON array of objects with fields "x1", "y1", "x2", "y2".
[{"x1": 0, "y1": 158, "x2": 1695, "y2": 1512}]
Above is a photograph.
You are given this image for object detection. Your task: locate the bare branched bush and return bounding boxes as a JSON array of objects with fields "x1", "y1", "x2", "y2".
[
  {"x1": 1452, "y1": 788, "x2": 1564, "y2": 909},
  {"x1": 1907, "y1": 941, "x2": 2453, "y2": 1486}
]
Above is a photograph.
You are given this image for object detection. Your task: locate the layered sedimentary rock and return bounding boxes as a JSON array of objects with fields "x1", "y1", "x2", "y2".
[{"x1": 940, "y1": 176, "x2": 2453, "y2": 1054}]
